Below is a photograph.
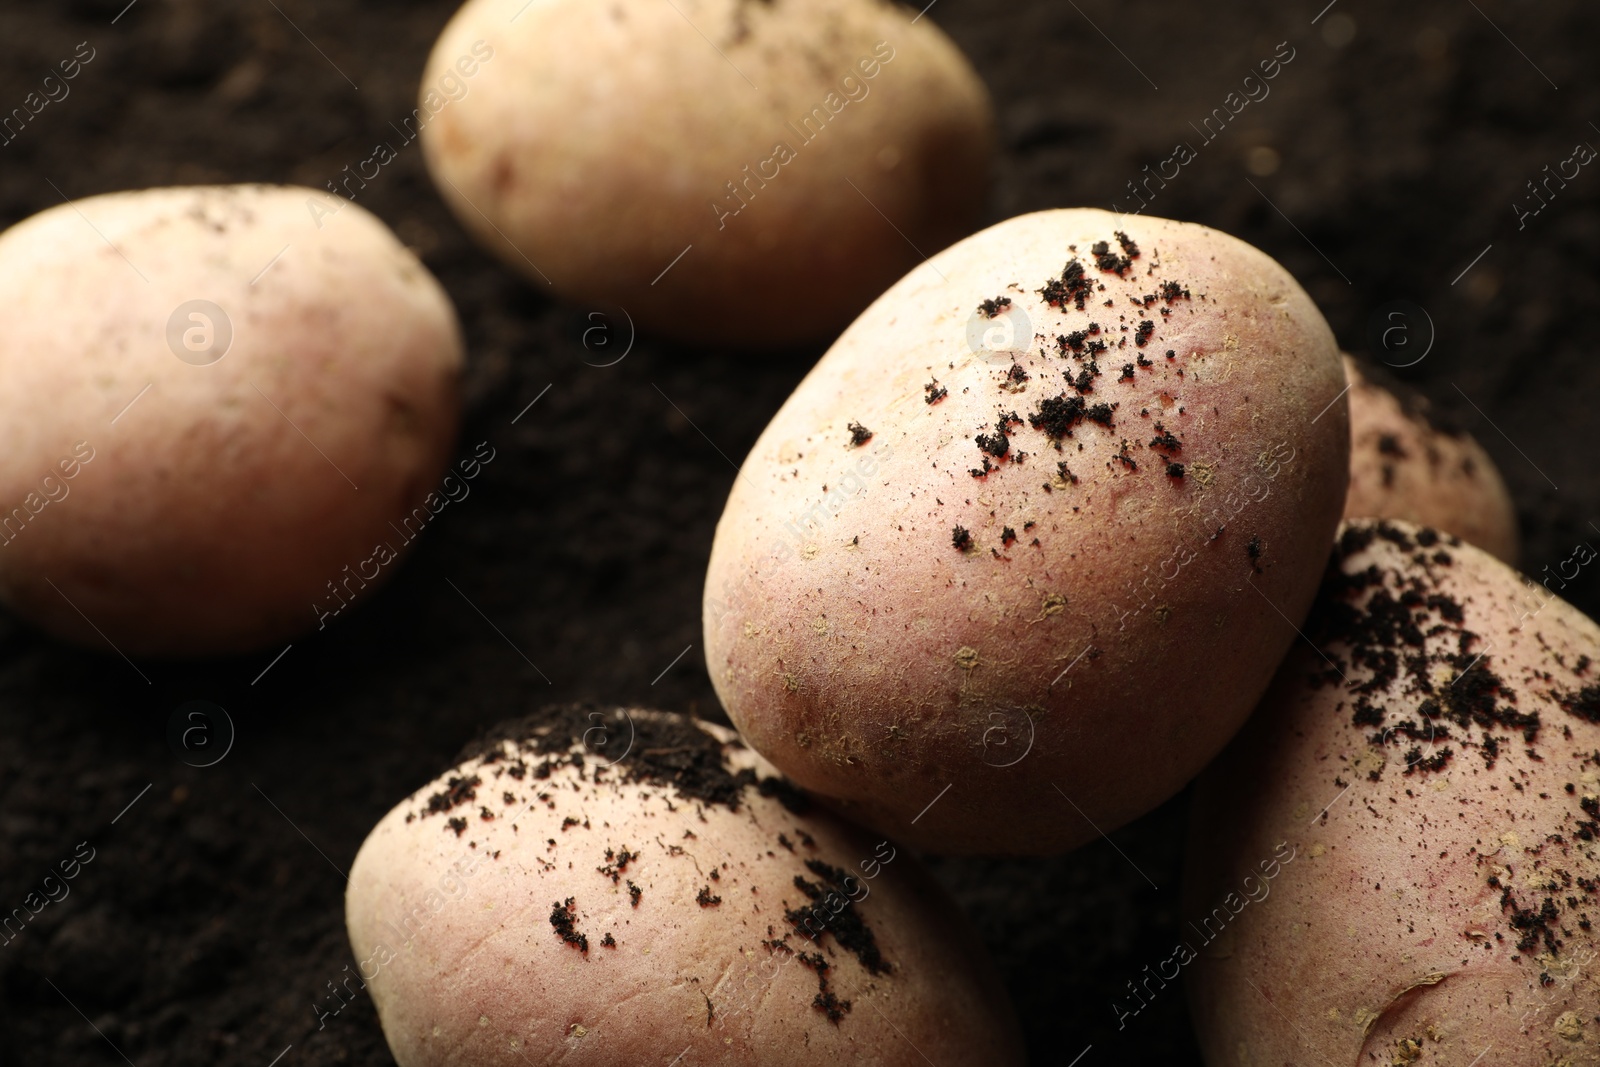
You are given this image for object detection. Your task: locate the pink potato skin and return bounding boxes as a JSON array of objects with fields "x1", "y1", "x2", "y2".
[
  {"x1": 0, "y1": 185, "x2": 462, "y2": 657},
  {"x1": 702, "y1": 208, "x2": 1349, "y2": 855},
  {"x1": 1344, "y1": 354, "x2": 1519, "y2": 564},
  {"x1": 345, "y1": 709, "x2": 1025, "y2": 1067},
  {"x1": 420, "y1": 0, "x2": 993, "y2": 348},
  {"x1": 1187, "y1": 520, "x2": 1600, "y2": 1065}
]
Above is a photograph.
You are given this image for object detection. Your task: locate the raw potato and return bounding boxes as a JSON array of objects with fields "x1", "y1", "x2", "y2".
[
  {"x1": 703, "y1": 208, "x2": 1349, "y2": 854},
  {"x1": 0, "y1": 185, "x2": 462, "y2": 657},
  {"x1": 345, "y1": 706, "x2": 1025, "y2": 1066},
  {"x1": 1187, "y1": 519, "x2": 1600, "y2": 1066},
  {"x1": 420, "y1": 0, "x2": 993, "y2": 346},
  {"x1": 1345, "y1": 354, "x2": 1519, "y2": 563}
]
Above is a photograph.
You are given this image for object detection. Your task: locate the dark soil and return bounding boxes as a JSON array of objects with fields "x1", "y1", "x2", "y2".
[{"x1": 0, "y1": 1, "x2": 1596, "y2": 1064}]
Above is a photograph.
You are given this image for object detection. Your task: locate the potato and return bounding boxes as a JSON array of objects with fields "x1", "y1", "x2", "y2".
[
  {"x1": 702, "y1": 208, "x2": 1349, "y2": 854},
  {"x1": 0, "y1": 185, "x2": 462, "y2": 657},
  {"x1": 1186, "y1": 519, "x2": 1600, "y2": 1065},
  {"x1": 344, "y1": 705, "x2": 1024, "y2": 1066},
  {"x1": 1344, "y1": 354, "x2": 1519, "y2": 563},
  {"x1": 419, "y1": 0, "x2": 993, "y2": 346}
]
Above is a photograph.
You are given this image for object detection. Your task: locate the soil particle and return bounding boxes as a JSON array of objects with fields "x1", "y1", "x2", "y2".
[
  {"x1": 1038, "y1": 259, "x2": 1093, "y2": 310},
  {"x1": 550, "y1": 897, "x2": 588, "y2": 952},
  {"x1": 458, "y1": 705, "x2": 795, "y2": 813}
]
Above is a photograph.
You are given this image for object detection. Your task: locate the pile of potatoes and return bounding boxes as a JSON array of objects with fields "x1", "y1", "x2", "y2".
[{"x1": 7, "y1": 0, "x2": 1592, "y2": 1063}]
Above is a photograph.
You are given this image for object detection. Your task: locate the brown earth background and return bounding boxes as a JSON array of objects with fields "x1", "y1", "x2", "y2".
[{"x1": 0, "y1": 0, "x2": 1596, "y2": 1064}]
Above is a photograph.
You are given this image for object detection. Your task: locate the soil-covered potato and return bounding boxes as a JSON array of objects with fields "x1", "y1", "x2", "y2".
[
  {"x1": 1344, "y1": 354, "x2": 1519, "y2": 564},
  {"x1": 345, "y1": 705, "x2": 1025, "y2": 1067},
  {"x1": 1187, "y1": 519, "x2": 1600, "y2": 1065},
  {"x1": 703, "y1": 208, "x2": 1349, "y2": 854},
  {"x1": 0, "y1": 185, "x2": 462, "y2": 657},
  {"x1": 419, "y1": 0, "x2": 993, "y2": 347}
]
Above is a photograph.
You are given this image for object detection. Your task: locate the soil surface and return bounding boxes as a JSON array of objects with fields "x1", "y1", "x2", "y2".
[{"x1": 0, "y1": 1, "x2": 1596, "y2": 1065}]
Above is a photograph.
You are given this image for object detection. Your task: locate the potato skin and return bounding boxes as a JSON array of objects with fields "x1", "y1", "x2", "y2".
[
  {"x1": 420, "y1": 0, "x2": 993, "y2": 347},
  {"x1": 1344, "y1": 354, "x2": 1519, "y2": 564},
  {"x1": 703, "y1": 208, "x2": 1349, "y2": 854},
  {"x1": 345, "y1": 706, "x2": 1024, "y2": 1067},
  {"x1": 0, "y1": 185, "x2": 462, "y2": 657},
  {"x1": 1187, "y1": 520, "x2": 1600, "y2": 1065}
]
